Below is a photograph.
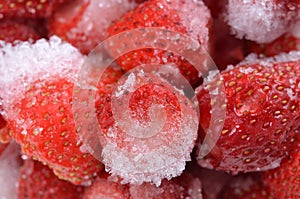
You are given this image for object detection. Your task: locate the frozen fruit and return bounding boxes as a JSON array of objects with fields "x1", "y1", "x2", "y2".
[
  {"x1": 83, "y1": 173, "x2": 130, "y2": 199},
  {"x1": 262, "y1": 138, "x2": 299, "y2": 199},
  {"x1": 0, "y1": 37, "x2": 103, "y2": 185},
  {"x1": 18, "y1": 159, "x2": 85, "y2": 199},
  {"x1": 196, "y1": 53, "x2": 300, "y2": 174},
  {"x1": 219, "y1": 174, "x2": 272, "y2": 199},
  {"x1": 0, "y1": 19, "x2": 41, "y2": 43},
  {"x1": 248, "y1": 33, "x2": 300, "y2": 57},
  {"x1": 49, "y1": 0, "x2": 137, "y2": 54},
  {"x1": 225, "y1": 0, "x2": 298, "y2": 43},
  {"x1": 0, "y1": 0, "x2": 68, "y2": 18},
  {"x1": 96, "y1": 65, "x2": 198, "y2": 185},
  {"x1": 129, "y1": 172, "x2": 203, "y2": 199},
  {"x1": 106, "y1": 0, "x2": 212, "y2": 86}
]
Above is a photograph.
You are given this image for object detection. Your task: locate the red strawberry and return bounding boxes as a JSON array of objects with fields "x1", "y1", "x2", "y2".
[
  {"x1": 196, "y1": 56, "x2": 300, "y2": 174},
  {"x1": 247, "y1": 33, "x2": 300, "y2": 57},
  {"x1": 262, "y1": 139, "x2": 300, "y2": 199},
  {"x1": 18, "y1": 159, "x2": 85, "y2": 199},
  {"x1": 83, "y1": 173, "x2": 130, "y2": 199},
  {"x1": 95, "y1": 65, "x2": 198, "y2": 185},
  {"x1": 0, "y1": 37, "x2": 103, "y2": 185},
  {"x1": 218, "y1": 174, "x2": 273, "y2": 199},
  {"x1": 0, "y1": 0, "x2": 68, "y2": 19},
  {"x1": 106, "y1": 0, "x2": 212, "y2": 86},
  {"x1": 130, "y1": 172, "x2": 203, "y2": 199},
  {"x1": 0, "y1": 19, "x2": 41, "y2": 43},
  {"x1": 48, "y1": 0, "x2": 137, "y2": 54}
]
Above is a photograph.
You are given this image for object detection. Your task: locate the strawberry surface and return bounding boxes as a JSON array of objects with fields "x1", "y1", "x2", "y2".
[
  {"x1": 0, "y1": 37, "x2": 103, "y2": 185},
  {"x1": 248, "y1": 33, "x2": 300, "y2": 57},
  {"x1": 96, "y1": 65, "x2": 198, "y2": 185},
  {"x1": 18, "y1": 159, "x2": 85, "y2": 199},
  {"x1": 0, "y1": 0, "x2": 68, "y2": 19},
  {"x1": 196, "y1": 57, "x2": 300, "y2": 174},
  {"x1": 0, "y1": 19, "x2": 41, "y2": 43},
  {"x1": 106, "y1": 0, "x2": 212, "y2": 86},
  {"x1": 262, "y1": 139, "x2": 300, "y2": 199},
  {"x1": 49, "y1": 0, "x2": 137, "y2": 54},
  {"x1": 129, "y1": 172, "x2": 203, "y2": 199},
  {"x1": 83, "y1": 173, "x2": 130, "y2": 199}
]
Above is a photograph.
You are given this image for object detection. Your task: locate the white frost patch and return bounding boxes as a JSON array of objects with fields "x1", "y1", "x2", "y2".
[{"x1": 115, "y1": 73, "x2": 136, "y2": 98}]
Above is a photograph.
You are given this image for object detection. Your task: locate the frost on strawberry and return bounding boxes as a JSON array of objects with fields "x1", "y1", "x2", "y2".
[
  {"x1": 225, "y1": 0, "x2": 298, "y2": 43},
  {"x1": 95, "y1": 65, "x2": 199, "y2": 185},
  {"x1": 0, "y1": 37, "x2": 103, "y2": 185},
  {"x1": 106, "y1": 0, "x2": 212, "y2": 86},
  {"x1": 49, "y1": 0, "x2": 137, "y2": 54},
  {"x1": 196, "y1": 52, "x2": 300, "y2": 174}
]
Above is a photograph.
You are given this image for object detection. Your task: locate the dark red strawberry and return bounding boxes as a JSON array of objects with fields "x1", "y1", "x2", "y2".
[
  {"x1": 18, "y1": 159, "x2": 85, "y2": 199},
  {"x1": 247, "y1": 33, "x2": 300, "y2": 57},
  {"x1": 106, "y1": 0, "x2": 212, "y2": 86},
  {"x1": 218, "y1": 174, "x2": 273, "y2": 199},
  {"x1": 129, "y1": 172, "x2": 203, "y2": 199},
  {"x1": 0, "y1": 0, "x2": 68, "y2": 19},
  {"x1": 196, "y1": 57, "x2": 300, "y2": 174},
  {"x1": 48, "y1": 0, "x2": 137, "y2": 54},
  {"x1": 0, "y1": 19, "x2": 40, "y2": 43},
  {"x1": 83, "y1": 173, "x2": 130, "y2": 199},
  {"x1": 262, "y1": 138, "x2": 300, "y2": 199}
]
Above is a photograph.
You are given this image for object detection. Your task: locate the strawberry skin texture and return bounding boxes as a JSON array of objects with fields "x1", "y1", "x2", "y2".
[
  {"x1": 9, "y1": 78, "x2": 103, "y2": 185},
  {"x1": 262, "y1": 140, "x2": 300, "y2": 199},
  {"x1": 106, "y1": 0, "x2": 212, "y2": 86},
  {"x1": 0, "y1": 0, "x2": 68, "y2": 18},
  {"x1": 0, "y1": 19, "x2": 40, "y2": 43},
  {"x1": 247, "y1": 34, "x2": 300, "y2": 57},
  {"x1": 83, "y1": 173, "x2": 130, "y2": 199},
  {"x1": 18, "y1": 160, "x2": 85, "y2": 199},
  {"x1": 196, "y1": 61, "x2": 300, "y2": 173}
]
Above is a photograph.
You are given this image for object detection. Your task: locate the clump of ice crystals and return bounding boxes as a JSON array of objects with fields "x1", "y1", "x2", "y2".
[
  {"x1": 226, "y1": 0, "x2": 298, "y2": 43},
  {"x1": 0, "y1": 143, "x2": 21, "y2": 199},
  {"x1": 101, "y1": 69, "x2": 199, "y2": 186},
  {"x1": 0, "y1": 36, "x2": 85, "y2": 119}
]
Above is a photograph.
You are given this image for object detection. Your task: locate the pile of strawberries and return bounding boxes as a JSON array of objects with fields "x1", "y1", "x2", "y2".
[{"x1": 0, "y1": 0, "x2": 299, "y2": 198}]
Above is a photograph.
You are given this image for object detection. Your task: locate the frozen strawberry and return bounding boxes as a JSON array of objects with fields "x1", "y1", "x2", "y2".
[
  {"x1": 18, "y1": 159, "x2": 85, "y2": 199},
  {"x1": 106, "y1": 0, "x2": 212, "y2": 86},
  {"x1": 96, "y1": 65, "x2": 198, "y2": 185},
  {"x1": 83, "y1": 173, "x2": 130, "y2": 199},
  {"x1": 248, "y1": 33, "x2": 300, "y2": 57},
  {"x1": 0, "y1": 19, "x2": 41, "y2": 43},
  {"x1": 48, "y1": 0, "x2": 136, "y2": 54},
  {"x1": 0, "y1": 0, "x2": 68, "y2": 19},
  {"x1": 219, "y1": 174, "x2": 272, "y2": 199},
  {"x1": 196, "y1": 53, "x2": 300, "y2": 174},
  {"x1": 0, "y1": 37, "x2": 103, "y2": 185},
  {"x1": 130, "y1": 172, "x2": 203, "y2": 199},
  {"x1": 225, "y1": 0, "x2": 298, "y2": 43},
  {"x1": 262, "y1": 139, "x2": 300, "y2": 199}
]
